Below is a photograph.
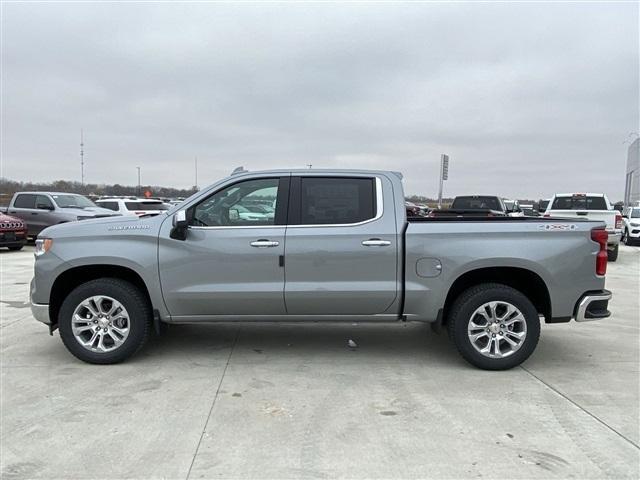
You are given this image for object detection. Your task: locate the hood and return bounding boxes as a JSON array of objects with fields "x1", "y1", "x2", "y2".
[
  {"x1": 40, "y1": 211, "x2": 166, "y2": 238},
  {"x1": 63, "y1": 206, "x2": 120, "y2": 217}
]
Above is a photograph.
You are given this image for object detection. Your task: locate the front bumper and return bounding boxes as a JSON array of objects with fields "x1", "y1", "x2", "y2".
[
  {"x1": 30, "y1": 279, "x2": 51, "y2": 324},
  {"x1": 575, "y1": 289, "x2": 612, "y2": 322},
  {"x1": 0, "y1": 230, "x2": 27, "y2": 246},
  {"x1": 30, "y1": 301, "x2": 51, "y2": 324}
]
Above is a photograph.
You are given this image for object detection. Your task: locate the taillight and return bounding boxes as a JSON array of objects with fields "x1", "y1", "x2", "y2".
[
  {"x1": 591, "y1": 228, "x2": 608, "y2": 276},
  {"x1": 615, "y1": 214, "x2": 622, "y2": 229}
]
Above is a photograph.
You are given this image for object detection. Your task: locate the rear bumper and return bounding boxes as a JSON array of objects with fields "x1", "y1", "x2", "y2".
[
  {"x1": 606, "y1": 230, "x2": 621, "y2": 247},
  {"x1": 574, "y1": 290, "x2": 612, "y2": 322}
]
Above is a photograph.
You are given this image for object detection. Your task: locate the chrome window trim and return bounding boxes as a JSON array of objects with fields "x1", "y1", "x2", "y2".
[{"x1": 185, "y1": 175, "x2": 382, "y2": 230}]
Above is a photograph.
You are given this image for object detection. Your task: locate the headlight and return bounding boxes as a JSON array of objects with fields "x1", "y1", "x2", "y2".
[
  {"x1": 35, "y1": 238, "x2": 53, "y2": 256},
  {"x1": 631, "y1": 222, "x2": 640, "y2": 227}
]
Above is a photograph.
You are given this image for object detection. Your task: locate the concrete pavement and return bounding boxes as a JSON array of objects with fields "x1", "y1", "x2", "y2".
[{"x1": 1, "y1": 244, "x2": 638, "y2": 479}]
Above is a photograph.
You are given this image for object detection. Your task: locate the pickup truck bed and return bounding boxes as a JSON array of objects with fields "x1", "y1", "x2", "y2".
[{"x1": 30, "y1": 169, "x2": 611, "y2": 370}]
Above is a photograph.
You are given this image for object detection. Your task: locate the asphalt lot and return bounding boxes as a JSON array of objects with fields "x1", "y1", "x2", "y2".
[{"x1": 1, "y1": 244, "x2": 639, "y2": 479}]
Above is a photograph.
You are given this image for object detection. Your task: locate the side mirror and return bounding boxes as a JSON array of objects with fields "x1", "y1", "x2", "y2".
[
  {"x1": 170, "y1": 210, "x2": 188, "y2": 240},
  {"x1": 37, "y1": 203, "x2": 53, "y2": 210},
  {"x1": 229, "y1": 208, "x2": 239, "y2": 221}
]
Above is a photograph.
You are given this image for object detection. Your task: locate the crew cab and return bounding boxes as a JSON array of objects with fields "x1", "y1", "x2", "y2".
[
  {"x1": 30, "y1": 169, "x2": 612, "y2": 370},
  {"x1": 544, "y1": 193, "x2": 622, "y2": 261}
]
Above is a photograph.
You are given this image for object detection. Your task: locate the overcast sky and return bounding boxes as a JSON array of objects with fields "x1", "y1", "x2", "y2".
[{"x1": 2, "y1": 2, "x2": 638, "y2": 199}]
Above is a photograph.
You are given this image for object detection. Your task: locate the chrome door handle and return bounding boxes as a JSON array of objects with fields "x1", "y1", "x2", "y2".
[
  {"x1": 250, "y1": 239, "x2": 279, "y2": 248},
  {"x1": 362, "y1": 239, "x2": 391, "y2": 247}
]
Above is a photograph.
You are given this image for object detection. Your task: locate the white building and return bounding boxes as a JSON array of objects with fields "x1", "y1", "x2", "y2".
[{"x1": 625, "y1": 137, "x2": 640, "y2": 206}]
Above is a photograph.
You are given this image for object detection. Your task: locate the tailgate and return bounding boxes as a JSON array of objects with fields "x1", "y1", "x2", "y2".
[{"x1": 548, "y1": 210, "x2": 615, "y2": 229}]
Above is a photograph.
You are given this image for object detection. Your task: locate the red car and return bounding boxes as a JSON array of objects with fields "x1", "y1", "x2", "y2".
[{"x1": 0, "y1": 212, "x2": 28, "y2": 251}]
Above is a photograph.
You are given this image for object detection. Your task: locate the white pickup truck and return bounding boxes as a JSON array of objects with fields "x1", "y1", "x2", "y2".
[{"x1": 544, "y1": 193, "x2": 622, "y2": 261}]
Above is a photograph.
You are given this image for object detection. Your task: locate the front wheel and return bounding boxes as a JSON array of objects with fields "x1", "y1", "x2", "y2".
[
  {"x1": 58, "y1": 278, "x2": 151, "y2": 364},
  {"x1": 608, "y1": 244, "x2": 619, "y2": 262},
  {"x1": 447, "y1": 283, "x2": 541, "y2": 370}
]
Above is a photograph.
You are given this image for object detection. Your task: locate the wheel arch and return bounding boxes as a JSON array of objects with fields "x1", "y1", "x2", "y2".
[
  {"x1": 49, "y1": 265, "x2": 152, "y2": 326},
  {"x1": 443, "y1": 267, "x2": 552, "y2": 324}
]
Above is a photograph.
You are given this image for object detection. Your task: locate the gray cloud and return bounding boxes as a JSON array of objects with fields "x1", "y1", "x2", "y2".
[{"x1": 2, "y1": 2, "x2": 638, "y2": 199}]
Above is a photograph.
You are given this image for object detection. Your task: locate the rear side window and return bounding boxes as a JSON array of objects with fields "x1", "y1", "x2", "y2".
[
  {"x1": 14, "y1": 194, "x2": 36, "y2": 209},
  {"x1": 124, "y1": 202, "x2": 167, "y2": 211},
  {"x1": 299, "y1": 177, "x2": 376, "y2": 225},
  {"x1": 98, "y1": 201, "x2": 119, "y2": 211},
  {"x1": 551, "y1": 196, "x2": 608, "y2": 210}
]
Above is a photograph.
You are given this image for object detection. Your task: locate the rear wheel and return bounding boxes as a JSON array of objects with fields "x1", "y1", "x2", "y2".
[
  {"x1": 447, "y1": 283, "x2": 540, "y2": 370},
  {"x1": 58, "y1": 278, "x2": 151, "y2": 364},
  {"x1": 608, "y1": 244, "x2": 619, "y2": 262}
]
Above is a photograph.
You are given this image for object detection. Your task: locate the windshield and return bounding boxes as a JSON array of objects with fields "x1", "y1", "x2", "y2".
[
  {"x1": 631, "y1": 208, "x2": 640, "y2": 218},
  {"x1": 451, "y1": 196, "x2": 501, "y2": 210},
  {"x1": 51, "y1": 194, "x2": 97, "y2": 209},
  {"x1": 551, "y1": 196, "x2": 608, "y2": 210}
]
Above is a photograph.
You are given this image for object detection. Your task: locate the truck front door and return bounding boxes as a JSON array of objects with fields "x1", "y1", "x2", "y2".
[
  {"x1": 283, "y1": 175, "x2": 399, "y2": 315},
  {"x1": 158, "y1": 176, "x2": 289, "y2": 319}
]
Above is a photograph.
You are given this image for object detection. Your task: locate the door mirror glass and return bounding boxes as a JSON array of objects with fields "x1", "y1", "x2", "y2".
[
  {"x1": 36, "y1": 203, "x2": 54, "y2": 210},
  {"x1": 229, "y1": 208, "x2": 239, "y2": 221}
]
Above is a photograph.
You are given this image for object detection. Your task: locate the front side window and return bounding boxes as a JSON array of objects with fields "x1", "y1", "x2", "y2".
[
  {"x1": 299, "y1": 177, "x2": 376, "y2": 225},
  {"x1": 35, "y1": 195, "x2": 54, "y2": 209},
  {"x1": 190, "y1": 178, "x2": 280, "y2": 227}
]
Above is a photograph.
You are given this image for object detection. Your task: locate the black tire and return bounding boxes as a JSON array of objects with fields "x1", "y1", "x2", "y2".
[
  {"x1": 8, "y1": 246, "x2": 23, "y2": 251},
  {"x1": 622, "y1": 229, "x2": 628, "y2": 245},
  {"x1": 58, "y1": 278, "x2": 151, "y2": 364},
  {"x1": 607, "y1": 244, "x2": 619, "y2": 262},
  {"x1": 447, "y1": 283, "x2": 541, "y2": 370}
]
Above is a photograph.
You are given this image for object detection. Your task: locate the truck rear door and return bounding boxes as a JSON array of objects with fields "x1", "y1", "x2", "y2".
[{"x1": 283, "y1": 175, "x2": 398, "y2": 315}]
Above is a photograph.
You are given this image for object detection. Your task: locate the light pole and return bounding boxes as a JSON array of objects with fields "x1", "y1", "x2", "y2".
[{"x1": 136, "y1": 167, "x2": 141, "y2": 197}]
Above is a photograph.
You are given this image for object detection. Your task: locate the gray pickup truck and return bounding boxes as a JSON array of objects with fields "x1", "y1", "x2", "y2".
[{"x1": 30, "y1": 169, "x2": 612, "y2": 370}]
